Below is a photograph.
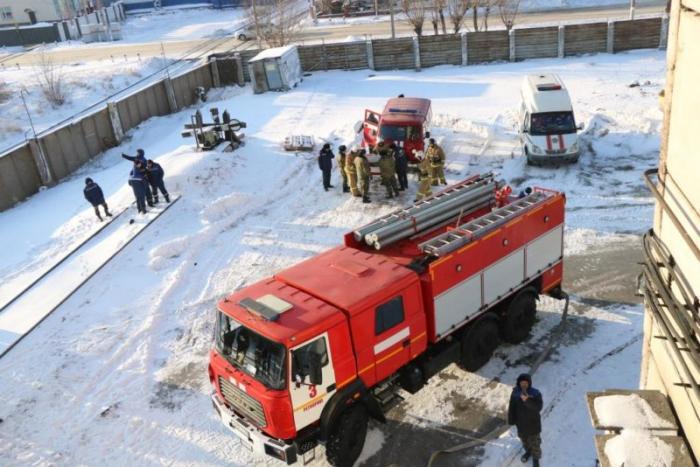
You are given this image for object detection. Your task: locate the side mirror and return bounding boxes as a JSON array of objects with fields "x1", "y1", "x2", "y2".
[
  {"x1": 576, "y1": 123, "x2": 584, "y2": 131},
  {"x1": 424, "y1": 131, "x2": 431, "y2": 139},
  {"x1": 295, "y1": 374, "x2": 303, "y2": 389}
]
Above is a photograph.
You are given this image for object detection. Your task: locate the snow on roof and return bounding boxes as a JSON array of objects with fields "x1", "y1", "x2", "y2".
[
  {"x1": 593, "y1": 393, "x2": 674, "y2": 429},
  {"x1": 604, "y1": 431, "x2": 675, "y2": 467},
  {"x1": 249, "y1": 45, "x2": 297, "y2": 62},
  {"x1": 521, "y1": 73, "x2": 573, "y2": 114}
]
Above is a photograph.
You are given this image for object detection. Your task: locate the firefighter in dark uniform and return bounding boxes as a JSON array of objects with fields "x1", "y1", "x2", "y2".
[
  {"x1": 379, "y1": 149, "x2": 400, "y2": 199},
  {"x1": 123, "y1": 149, "x2": 154, "y2": 206},
  {"x1": 392, "y1": 143, "x2": 408, "y2": 191},
  {"x1": 146, "y1": 159, "x2": 170, "y2": 203},
  {"x1": 129, "y1": 162, "x2": 150, "y2": 214},
  {"x1": 83, "y1": 178, "x2": 112, "y2": 221},
  {"x1": 318, "y1": 143, "x2": 335, "y2": 191}
]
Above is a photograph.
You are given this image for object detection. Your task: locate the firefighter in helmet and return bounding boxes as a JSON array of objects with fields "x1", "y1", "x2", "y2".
[
  {"x1": 337, "y1": 145, "x2": 350, "y2": 193},
  {"x1": 345, "y1": 148, "x2": 360, "y2": 197},
  {"x1": 415, "y1": 153, "x2": 433, "y2": 202},
  {"x1": 426, "y1": 138, "x2": 447, "y2": 186},
  {"x1": 379, "y1": 145, "x2": 400, "y2": 199},
  {"x1": 355, "y1": 148, "x2": 372, "y2": 204}
]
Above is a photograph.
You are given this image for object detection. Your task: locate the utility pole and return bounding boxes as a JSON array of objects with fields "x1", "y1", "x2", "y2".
[
  {"x1": 374, "y1": 0, "x2": 378, "y2": 16},
  {"x1": 629, "y1": 0, "x2": 636, "y2": 19},
  {"x1": 20, "y1": 89, "x2": 38, "y2": 140},
  {"x1": 390, "y1": 0, "x2": 395, "y2": 39}
]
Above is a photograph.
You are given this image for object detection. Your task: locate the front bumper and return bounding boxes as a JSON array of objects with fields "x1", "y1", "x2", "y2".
[
  {"x1": 527, "y1": 150, "x2": 580, "y2": 164},
  {"x1": 212, "y1": 392, "x2": 297, "y2": 464}
]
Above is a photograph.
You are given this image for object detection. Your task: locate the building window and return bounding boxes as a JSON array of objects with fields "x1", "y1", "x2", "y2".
[
  {"x1": 0, "y1": 7, "x2": 13, "y2": 20},
  {"x1": 375, "y1": 296, "x2": 405, "y2": 335}
]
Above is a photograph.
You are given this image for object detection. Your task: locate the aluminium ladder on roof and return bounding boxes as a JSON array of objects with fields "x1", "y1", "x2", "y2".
[
  {"x1": 353, "y1": 173, "x2": 497, "y2": 242},
  {"x1": 419, "y1": 190, "x2": 554, "y2": 257}
]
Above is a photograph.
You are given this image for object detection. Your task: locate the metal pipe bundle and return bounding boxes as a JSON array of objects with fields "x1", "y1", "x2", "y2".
[{"x1": 358, "y1": 177, "x2": 498, "y2": 250}]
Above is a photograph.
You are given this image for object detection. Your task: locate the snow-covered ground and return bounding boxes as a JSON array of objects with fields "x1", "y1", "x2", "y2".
[
  {"x1": 0, "y1": 57, "x2": 188, "y2": 152},
  {"x1": 0, "y1": 49, "x2": 664, "y2": 466}
]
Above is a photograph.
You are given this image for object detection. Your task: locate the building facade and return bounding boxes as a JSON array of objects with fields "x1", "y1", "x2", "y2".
[
  {"x1": 0, "y1": 1, "x2": 105, "y2": 26},
  {"x1": 639, "y1": 0, "x2": 700, "y2": 462}
]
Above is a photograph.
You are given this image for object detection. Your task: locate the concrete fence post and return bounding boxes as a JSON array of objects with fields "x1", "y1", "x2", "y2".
[
  {"x1": 606, "y1": 21, "x2": 615, "y2": 54},
  {"x1": 509, "y1": 29, "x2": 516, "y2": 61},
  {"x1": 163, "y1": 77, "x2": 179, "y2": 112},
  {"x1": 234, "y1": 53, "x2": 245, "y2": 85},
  {"x1": 557, "y1": 25, "x2": 565, "y2": 58},
  {"x1": 210, "y1": 57, "x2": 221, "y2": 88},
  {"x1": 659, "y1": 14, "x2": 669, "y2": 49},
  {"x1": 107, "y1": 102, "x2": 124, "y2": 143},
  {"x1": 413, "y1": 36, "x2": 421, "y2": 71},
  {"x1": 366, "y1": 40, "x2": 375, "y2": 70},
  {"x1": 28, "y1": 139, "x2": 54, "y2": 186},
  {"x1": 461, "y1": 32, "x2": 468, "y2": 66}
]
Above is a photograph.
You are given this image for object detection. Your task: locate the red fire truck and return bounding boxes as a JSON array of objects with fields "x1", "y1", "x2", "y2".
[
  {"x1": 209, "y1": 173, "x2": 566, "y2": 466},
  {"x1": 362, "y1": 97, "x2": 432, "y2": 163}
]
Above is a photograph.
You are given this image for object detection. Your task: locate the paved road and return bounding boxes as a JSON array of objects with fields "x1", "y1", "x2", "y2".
[{"x1": 0, "y1": 1, "x2": 666, "y2": 66}]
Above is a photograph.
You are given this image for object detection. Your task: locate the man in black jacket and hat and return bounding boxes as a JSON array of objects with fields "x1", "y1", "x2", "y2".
[{"x1": 508, "y1": 373, "x2": 543, "y2": 466}]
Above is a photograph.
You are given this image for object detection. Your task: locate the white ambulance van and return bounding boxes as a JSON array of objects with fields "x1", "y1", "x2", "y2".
[{"x1": 519, "y1": 74, "x2": 582, "y2": 165}]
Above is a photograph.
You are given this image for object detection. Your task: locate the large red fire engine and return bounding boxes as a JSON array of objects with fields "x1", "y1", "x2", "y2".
[{"x1": 208, "y1": 173, "x2": 566, "y2": 466}]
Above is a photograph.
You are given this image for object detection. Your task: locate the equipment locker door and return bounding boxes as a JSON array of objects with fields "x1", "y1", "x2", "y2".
[
  {"x1": 363, "y1": 109, "x2": 380, "y2": 148},
  {"x1": 289, "y1": 333, "x2": 336, "y2": 431}
]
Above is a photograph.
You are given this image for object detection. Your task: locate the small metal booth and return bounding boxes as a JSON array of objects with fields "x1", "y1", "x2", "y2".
[{"x1": 248, "y1": 45, "x2": 303, "y2": 94}]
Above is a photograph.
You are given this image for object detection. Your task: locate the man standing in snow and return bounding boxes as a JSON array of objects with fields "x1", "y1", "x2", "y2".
[
  {"x1": 146, "y1": 160, "x2": 170, "y2": 203},
  {"x1": 426, "y1": 138, "x2": 447, "y2": 186},
  {"x1": 123, "y1": 149, "x2": 154, "y2": 206},
  {"x1": 337, "y1": 145, "x2": 350, "y2": 193},
  {"x1": 345, "y1": 149, "x2": 360, "y2": 197},
  {"x1": 391, "y1": 143, "x2": 408, "y2": 191},
  {"x1": 128, "y1": 163, "x2": 150, "y2": 214},
  {"x1": 122, "y1": 148, "x2": 147, "y2": 165},
  {"x1": 508, "y1": 373, "x2": 543, "y2": 467},
  {"x1": 355, "y1": 149, "x2": 371, "y2": 204},
  {"x1": 83, "y1": 178, "x2": 112, "y2": 222},
  {"x1": 318, "y1": 143, "x2": 335, "y2": 191}
]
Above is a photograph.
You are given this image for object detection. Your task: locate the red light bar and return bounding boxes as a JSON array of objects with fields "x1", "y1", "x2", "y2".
[{"x1": 537, "y1": 84, "x2": 562, "y2": 91}]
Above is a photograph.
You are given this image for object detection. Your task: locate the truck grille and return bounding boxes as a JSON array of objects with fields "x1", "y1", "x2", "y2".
[
  {"x1": 545, "y1": 149, "x2": 566, "y2": 154},
  {"x1": 218, "y1": 377, "x2": 267, "y2": 428}
]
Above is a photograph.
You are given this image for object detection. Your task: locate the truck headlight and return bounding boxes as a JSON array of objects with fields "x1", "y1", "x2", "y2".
[
  {"x1": 264, "y1": 444, "x2": 287, "y2": 461},
  {"x1": 571, "y1": 142, "x2": 579, "y2": 152},
  {"x1": 531, "y1": 145, "x2": 543, "y2": 155}
]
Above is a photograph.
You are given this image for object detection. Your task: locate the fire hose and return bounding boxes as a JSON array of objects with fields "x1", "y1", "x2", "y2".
[{"x1": 426, "y1": 290, "x2": 570, "y2": 467}]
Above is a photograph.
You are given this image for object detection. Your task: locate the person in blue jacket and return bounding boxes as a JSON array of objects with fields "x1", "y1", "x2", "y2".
[
  {"x1": 146, "y1": 160, "x2": 170, "y2": 203},
  {"x1": 123, "y1": 149, "x2": 154, "y2": 206},
  {"x1": 318, "y1": 143, "x2": 335, "y2": 191},
  {"x1": 83, "y1": 178, "x2": 112, "y2": 221},
  {"x1": 128, "y1": 163, "x2": 150, "y2": 214},
  {"x1": 508, "y1": 373, "x2": 543, "y2": 466},
  {"x1": 122, "y1": 148, "x2": 146, "y2": 165}
]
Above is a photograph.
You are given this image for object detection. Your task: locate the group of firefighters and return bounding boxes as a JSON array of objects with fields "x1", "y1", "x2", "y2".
[{"x1": 318, "y1": 138, "x2": 447, "y2": 204}]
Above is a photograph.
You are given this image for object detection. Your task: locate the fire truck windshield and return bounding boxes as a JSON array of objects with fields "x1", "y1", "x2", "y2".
[
  {"x1": 379, "y1": 125, "x2": 422, "y2": 141},
  {"x1": 215, "y1": 312, "x2": 286, "y2": 390}
]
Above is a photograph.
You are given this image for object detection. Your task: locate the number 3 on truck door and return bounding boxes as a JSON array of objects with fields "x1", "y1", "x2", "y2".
[{"x1": 290, "y1": 333, "x2": 336, "y2": 430}]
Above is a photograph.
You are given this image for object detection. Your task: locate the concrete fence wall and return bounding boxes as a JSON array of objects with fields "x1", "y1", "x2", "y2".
[{"x1": 0, "y1": 16, "x2": 669, "y2": 212}]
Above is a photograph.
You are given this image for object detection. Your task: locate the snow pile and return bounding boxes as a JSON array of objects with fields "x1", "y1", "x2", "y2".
[
  {"x1": 594, "y1": 393, "x2": 674, "y2": 429},
  {"x1": 605, "y1": 430, "x2": 675, "y2": 467}
]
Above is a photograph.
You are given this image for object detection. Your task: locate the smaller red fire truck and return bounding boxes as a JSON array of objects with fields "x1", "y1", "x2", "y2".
[
  {"x1": 209, "y1": 173, "x2": 566, "y2": 466},
  {"x1": 362, "y1": 97, "x2": 432, "y2": 163}
]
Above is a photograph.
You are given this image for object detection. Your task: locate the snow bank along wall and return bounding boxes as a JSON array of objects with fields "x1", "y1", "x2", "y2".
[
  {"x1": 639, "y1": 0, "x2": 700, "y2": 460},
  {"x1": 0, "y1": 15, "x2": 667, "y2": 212}
]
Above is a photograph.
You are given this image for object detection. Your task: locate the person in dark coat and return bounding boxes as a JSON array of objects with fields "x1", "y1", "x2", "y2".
[
  {"x1": 508, "y1": 373, "x2": 543, "y2": 466},
  {"x1": 146, "y1": 160, "x2": 170, "y2": 203},
  {"x1": 128, "y1": 164, "x2": 150, "y2": 214},
  {"x1": 318, "y1": 143, "x2": 335, "y2": 191},
  {"x1": 123, "y1": 149, "x2": 154, "y2": 206},
  {"x1": 83, "y1": 178, "x2": 112, "y2": 221},
  {"x1": 391, "y1": 143, "x2": 408, "y2": 191}
]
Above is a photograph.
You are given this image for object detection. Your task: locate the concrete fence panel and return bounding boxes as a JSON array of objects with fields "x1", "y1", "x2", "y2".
[
  {"x1": 514, "y1": 26, "x2": 559, "y2": 60},
  {"x1": 372, "y1": 38, "x2": 415, "y2": 70},
  {"x1": 299, "y1": 44, "x2": 325, "y2": 71},
  {"x1": 0, "y1": 145, "x2": 41, "y2": 211},
  {"x1": 467, "y1": 31, "x2": 509, "y2": 63},
  {"x1": 419, "y1": 34, "x2": 462, "y2": 68},
  {"x1": 326, "y1": 42, "x2": 369, "y2": 70},
  {"x1": 215, "y1": 56, "x2": 243, "y2": 85},
  {"x1": 613, "y1": 18, "x2": 662, "y2": 52},
  {"x1": 240, "y1": 49, "x2": 261, "y2": 82},
  {"x1": 81, "y1": 108, "x2": 116, "y2": 157},
  {"x1": 564, "y1": 22, "x2": 608, "y2": 56}
]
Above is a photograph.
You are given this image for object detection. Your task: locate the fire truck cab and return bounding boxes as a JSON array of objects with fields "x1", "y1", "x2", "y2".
[
  {"x1": 362, "y1": 97, "x2": 432, "y2": 163},
  {"x1": 209, "y1": 174, "x2": 566, "y2": 466}
]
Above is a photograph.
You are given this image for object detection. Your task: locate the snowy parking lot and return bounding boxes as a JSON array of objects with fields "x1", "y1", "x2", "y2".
[{"x1": 0, "y1": 49, "x2": 664, "y2": 466}]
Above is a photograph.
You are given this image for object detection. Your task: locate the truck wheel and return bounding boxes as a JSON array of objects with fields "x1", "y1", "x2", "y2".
[
  {"x1": 500, "y1": 291, "x2": 537, "y2": 344},
  {"x1": 326, "y1": 404, "x2": 368, "y2": 467},
  {"x1": 459, "y1": 315, "x2": 500, "y2": 372}
]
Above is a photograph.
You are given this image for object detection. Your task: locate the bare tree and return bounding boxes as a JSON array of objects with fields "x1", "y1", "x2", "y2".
[
  {"x1": 430, "y1": 8, "x2": 439, "y2": 35},
  {"x1": 247, "y1": 0, "x2": 302, "y2": 48},
  {"x1": 471, "y1": 0, "x2": 480, "y2": 32},
  {"x1": 447, "y1": 0, "x2": 469, "y2": 33},
  {"x1": 34, "y1": 52, "x2": 65, "y2": 107},
  {"x1": 497, "y1": 0, "x2": 520, "y2": 31},
  {"x1": 436, "y1": 0, "x2": 447, "y2": 33},
  {"x1": 401, "y1": 0, "x2": 425, "y2": 36},
  {"x1": 482, "y1": 0, "x2": 495, "y2": 31}
]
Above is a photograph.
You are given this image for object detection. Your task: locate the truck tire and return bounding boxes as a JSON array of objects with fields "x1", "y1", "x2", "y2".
[
  {"x1": 326, "y1": 404, "x2": 368, "y2": 467},
  {"x1": 500, "y1": 291, "x2": 537, "y2": 344},
  {"x1": 459, "y1": 315, "x2": 500, "y2": 372}
]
